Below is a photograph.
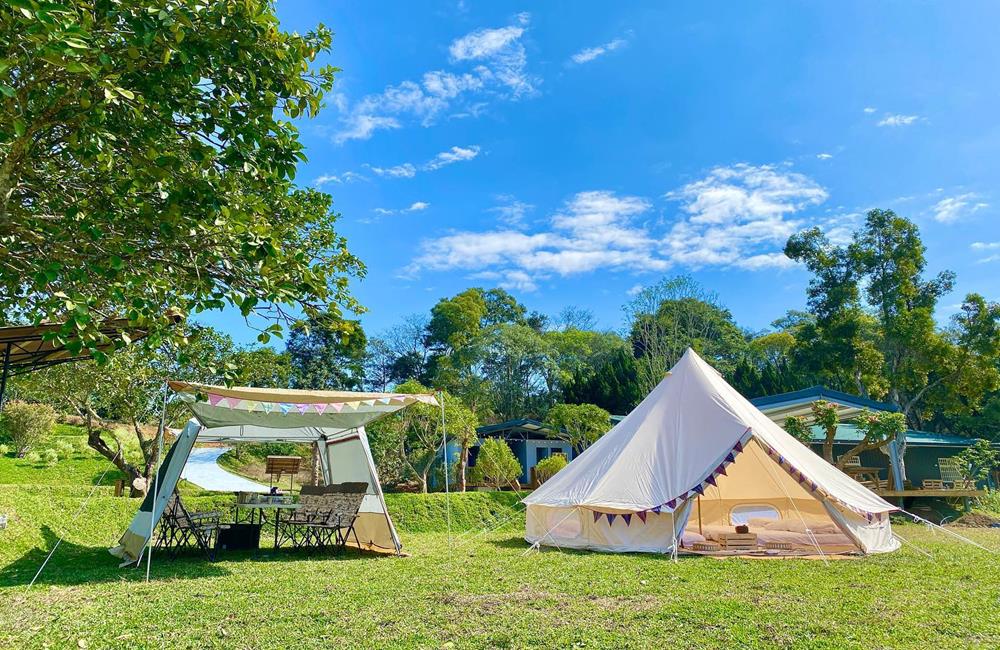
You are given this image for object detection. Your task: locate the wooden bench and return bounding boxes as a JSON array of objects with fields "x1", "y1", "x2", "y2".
[{"x1": 266, "y1": 455, "x2": 301, "y2": 491}]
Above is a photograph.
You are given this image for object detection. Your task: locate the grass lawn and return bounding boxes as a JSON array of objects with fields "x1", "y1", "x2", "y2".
[
  {"x1": 0, "y1": 424, "x2": 128, "y2": 486},
  {"x1": 2, "y1": 427, "x2": 999, "y2": 648}
]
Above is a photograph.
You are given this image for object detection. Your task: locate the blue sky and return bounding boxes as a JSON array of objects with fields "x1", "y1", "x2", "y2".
[{"x1": 205, "y1": 2, "x2": 1000, "y2": 343}]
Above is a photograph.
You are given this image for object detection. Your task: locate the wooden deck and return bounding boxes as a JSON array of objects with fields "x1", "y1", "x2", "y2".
[{"x1": 875, "y1": 488, "x2": 984, "y2": 498}]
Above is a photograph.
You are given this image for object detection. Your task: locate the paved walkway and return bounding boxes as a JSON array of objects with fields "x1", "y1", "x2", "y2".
[{"x1": 181, "y1": 447, "x2": 267, "y2": 492}]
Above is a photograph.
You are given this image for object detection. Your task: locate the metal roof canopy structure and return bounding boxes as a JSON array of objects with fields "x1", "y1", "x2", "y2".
[
  {"x1": 750, "y1": 385, "x2": 899, "y2": 423},
  {"x1": 0, "y1": 319, "x2": 155, "y2": 408}
]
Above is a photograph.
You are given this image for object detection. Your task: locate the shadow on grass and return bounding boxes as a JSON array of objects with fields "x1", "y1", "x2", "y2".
[{"x1": 1, "y1": 528, "x2": 401, "y2": 588}]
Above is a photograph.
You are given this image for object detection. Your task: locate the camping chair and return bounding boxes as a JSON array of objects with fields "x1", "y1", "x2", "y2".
[
  {"x1": 298, "y1": 483, "x2": 368, "y2": 552},
  {"x1": 938, "y1": 457, "x2": 975, "y2": 489},
  {"x1": 156, "y1": 492, "x2": 226, "y2": 560}
]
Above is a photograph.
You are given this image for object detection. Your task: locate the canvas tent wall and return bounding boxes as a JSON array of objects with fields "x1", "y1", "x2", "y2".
[
  {"x1": 523, "y1": 349, "x2": 900, "y2": 555},
  {"x1": 110, "y1": 382, "x2": 438, "y2": 565}
]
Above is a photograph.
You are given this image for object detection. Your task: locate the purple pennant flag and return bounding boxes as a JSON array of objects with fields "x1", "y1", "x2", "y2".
[
  {"x1": 622, "y1": 513, "x2": 632, "y2": 526},
  {"x1": 692, "y1": 484, "x2": 705, "y2": 495},
  {"x1": 716, "y1": 464, "x2": 728, "y2": 476},
  {"x1": 733, "y1": 440, "x2": 744, "y2": 453},
  {"x1": 652, "y1": 505, "x2": 662, "y2": 514},
  {"x1": 593, "y1": 511, "x2": 601, "y2": 523},
  {"x1": 725, "y1": 452, "x2": 736, "y2": 464},
  {"x1": 777, "y1": 455, "x2": 785, "y2": 465},
  {"x1": 809, "y1": 482, "x2": 817, "y2": 492},
  {"x1": 637, "y1": 511, "x2": 647, "y2": 524},
  {"x1": 606, "y1": 513, "x2": 617, "y2": 525},
  {"x1": 705, "y1": 474, "x2": 717, "y2": 487}
]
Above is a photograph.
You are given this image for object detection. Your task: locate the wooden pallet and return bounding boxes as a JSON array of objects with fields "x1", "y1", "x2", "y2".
[
  {"x1": 692, "y1": 541, "x2": 721, "y2": 552},
  {"x1": 719, "y1": 532, "x2": 758, "y2": 550},
  {"x1": 764, "y1": 541, "x2": 793, "y2": 551}
]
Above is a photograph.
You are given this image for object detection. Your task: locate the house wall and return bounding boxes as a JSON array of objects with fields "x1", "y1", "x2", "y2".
[
  {"x1": 808, "y1": 443, "x2": 975, "y2": 487},
  {"x1": 470, "y1": 437, "x2": 573, "y2": 485}
]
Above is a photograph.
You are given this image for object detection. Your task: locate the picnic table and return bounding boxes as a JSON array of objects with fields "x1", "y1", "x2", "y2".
[{"x1": 234, "y1": 498, "x2": 300, "y2": 549}]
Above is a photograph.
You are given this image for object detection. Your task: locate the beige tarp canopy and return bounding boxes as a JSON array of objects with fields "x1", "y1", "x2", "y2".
[{"x1": 110, "y1": 382, "x2": 438, "y2": 564}]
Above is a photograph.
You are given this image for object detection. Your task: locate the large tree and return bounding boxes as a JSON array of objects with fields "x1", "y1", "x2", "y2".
[
  {"x1": 286, "y1": 314, "x2": 366, "y2": 391},
  {"x1": 0, "y1": 0, "x2": 361, "y2": 357}
]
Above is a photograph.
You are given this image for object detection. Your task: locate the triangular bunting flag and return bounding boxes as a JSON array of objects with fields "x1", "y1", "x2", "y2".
[
  {"x1": 637, "y1": 511, "x2": 647, "y2": 524},
  {"x1": 692, "y1": 484, "x2": 705, "y2": 495},
  {"x1": 378, "y1": 397, "x2": 392, "y2": 405},
  {"x1": 593, "y1": 511, "x2": 601, "y2": 523},
  {"x1": 362, "y1": 399, "x2": 376, "y2": 407},
  {"x1": 622, "y1": 513, "x2": 632, "y2": 526},
  {"x1": 207, "y1": 393, "x2": 225, "y2": 407},
  {"x1": 705, "y1": 474, "x2": 717, "y2": 487},
  {"x1": 733, "y1": 440, "x2": 744, "y2": 453},
  {"x1": 725, "y1": 452, "x2": 736, "y2": 464},
  {"x1": 605, "y1": 513, "x2": 617, "y2": 525},
  {"x1": 244, "y1": 400, "x2": 260, "y2": 412},
  {"x1": 652, "y1": 505, "x2": 662, "y2": 514},
  {"x1": 279, "y1": 403, "x2": 292, "y2": 414},
  {"x1": 331, "y1": 403, "x2": 344, "y2": 413},
  {"x1": 716, "y1": 464, "x2": 728, "y2": 476},
  {"x1": 262, "y1": 402, "x2": 274, "y2": 414},
  {"x1": 314, "y1": 403, "x2": 328, "y2": 415}
]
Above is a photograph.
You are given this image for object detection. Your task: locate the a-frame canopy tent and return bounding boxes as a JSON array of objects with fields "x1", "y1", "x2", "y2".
[
  {"x1": 111, "y1": 382, "x2": 438, "y2": 565},
  {"x1": 524, "y1": 349, "x2": 901, "y2": 556}
]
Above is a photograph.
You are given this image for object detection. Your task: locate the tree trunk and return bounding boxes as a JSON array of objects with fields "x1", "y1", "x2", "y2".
[
  {"x1": 420, "y1": 470, "x2": 429, "y2": 494},
  {"x1": 311, "y1": 444, "x2": 322, "y2": 485},
  {"x1": 822, "y1": 427, "x2": 836, "y2": 464},
  {"x1": 458, "y1": 446, "x2": 469, "y2": 492}
]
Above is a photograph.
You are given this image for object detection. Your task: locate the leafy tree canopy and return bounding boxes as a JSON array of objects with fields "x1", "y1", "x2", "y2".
[
  {"x1": 545, "y1": 402, "x2": 611, "y2": 451},
  {"x1": 0, "y1": 0, "x2": 361, "y2": 359}
]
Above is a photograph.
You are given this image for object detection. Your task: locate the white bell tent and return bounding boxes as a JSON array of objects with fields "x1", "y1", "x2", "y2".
[
  {"x1": 524, "y1": 349, "x2": 901, "y2": 556},
  {"x1": 111, "y1": 382, "x2": 438, "y2": 565}
]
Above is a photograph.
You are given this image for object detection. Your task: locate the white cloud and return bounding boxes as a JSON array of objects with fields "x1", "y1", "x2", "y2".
[
  {"x1": 626, "y1": 283, "x2": 644, "y2": 296},
  {"x1": 863, "y1": 107, "x2": 877, "y2": 114},
  {"x1": 313, "y1": 171, "x2": 366, "y2": 187},
  {"x1": 408, "y1": 201, "x2": 430, "y2": 212},
  {"x1": 333, "y1": 115, "x2": 401, "y2": 143},
  {"x1": 424, "y1": 145, "x2": 481, "y2": 170},
  {"x1": 816, "y1": 153, "x2": 833, "y2": 160},
  {"x1": 932, "y1": 193, "x2": 988, "y2": 223},
  {"x1": 971, "y1": 241, "x2": 1000, "y2": 250},
  {"x1": 406, "y1": 165, "x2": 831, "y2": 288},
  {"x1": 371, "y1": 201, "x2": 429, "y2": 217},
  {"x1": 570, "y1": 37, "x2": 628, "y2": 64},
  {"x1": 489, "y1": 195, "x2": 534, "y2": 228},
  {"x1": 877, "y1": 114, "x2": 919, "y2": 127},
  {"x1": 334, "y1": 16, "x2": 535, "y2": 143},
  {"x1": 369, "y1": 163, "x2": 417, "y2": 178}
]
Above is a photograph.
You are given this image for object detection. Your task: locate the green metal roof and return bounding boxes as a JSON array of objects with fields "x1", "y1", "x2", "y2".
[{"x1": 810, "y1": 423, "x2": 982, "y2": 447}]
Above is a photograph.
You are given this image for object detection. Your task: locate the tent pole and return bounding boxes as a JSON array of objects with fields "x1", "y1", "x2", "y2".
[
  {"x1": 439, "y1": 391, "x2": 452, "y2": 548},
  {"x1": 146, "y1": 381, "x2": 169, "y2": 581},
  {"x1": 0, "y1": 342, "x2": 11, "y2": 413},
  {"x1": 697, "y1": 495, "x2": 703, "y2": 536}
]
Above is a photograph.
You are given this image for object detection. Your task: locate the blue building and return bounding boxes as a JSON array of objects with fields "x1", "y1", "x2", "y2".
[
  {"x1": 750, "y1": 385, "x2": 998, "y2": 491},
  {"x1": 472, "y1": 419, "x2": 574, "y2": 486}
]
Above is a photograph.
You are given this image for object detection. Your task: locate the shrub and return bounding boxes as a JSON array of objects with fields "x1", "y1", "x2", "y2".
[
  {"x1": 976, "y1": 489, "x2": 1000, "y2": 515},
  {"x1": 53, "y1": 439, "x2": 76, "y2": 458},
  {"x1": 0, "y1": 443, "x2": 9, "y2": 456},
  {"x1": 473, "y1": 439, "x2": 522, "y2": 489},
  {"x1": 1, "y1": 400, "x2": 57, "y2": 457},
  {"x1": 534, "y1": 453, "x2": 568, "y2": 484},
  {"x1": 25, "y1": 450, "x2": 42, "y2": 464},
  {"x1": 42, "y1": 448, "x2": 59, "y2": 466}
]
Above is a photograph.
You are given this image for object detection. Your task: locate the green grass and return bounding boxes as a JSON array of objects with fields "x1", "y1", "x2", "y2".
[
  {"x1": 2, "y1": 430, "x2": 1000, "y2": 648},
  {"x1": 0, "y1": 424, "x2": 128, "y2": 486}
]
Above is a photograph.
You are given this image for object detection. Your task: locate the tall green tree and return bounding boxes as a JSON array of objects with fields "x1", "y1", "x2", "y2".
[
  {"x1": 0, "y1": 0, "x2": 361, "y2": 357},
  {"x1": 562, "y1": 348, "x2": 642, "y2": 415},
  {"x1": 545, "y1": 402, "x2": 612, "y2": 452},
  {"x1": 286, "y1": 314, "x2": 366, "y2": 390}
]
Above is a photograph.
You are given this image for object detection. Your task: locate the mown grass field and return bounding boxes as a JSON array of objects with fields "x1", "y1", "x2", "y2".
[{"x1": 2, "y1": 429, "x2": 999, "y2": 649}]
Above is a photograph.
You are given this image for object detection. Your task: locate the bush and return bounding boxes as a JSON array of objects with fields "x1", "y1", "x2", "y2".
[
  {"x1": 25, "y1": 450, "x2": 42, "y2": 464},
  {"x1": 534, "y1": 453, "x2": 568, "y2": 484},
  {"x1": 473, "y1": 439, "x2": 522, "y2": 489},
  {"x1": 53, "y1": 439, "x2": 76, "y2": 458},
  {"x1": 42, "y1": 448, "x2": 59, "y2": 466},
  {"x1": 1, "y1": 400, "x2": 57, "y2": 457},
  {"x1": 0, "y1": 443, "x2": 9, "y2": 456},
  {"x1": 976, "y1": 489, "x2": 1000, "y2": 515}
]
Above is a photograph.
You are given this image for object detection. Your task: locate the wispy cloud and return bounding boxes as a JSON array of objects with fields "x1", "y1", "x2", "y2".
[
  {"x1": 972, "y1": 241, "x2": 1000, "y2": 264},
  {"x1": 333, "y1": 15, "x2": 535, "y2": 143},
  {"x1": 569, "y1": 37, "x2": 628, "y2": 64},
  {"x1": 816, "y1": 153, "x2": 833, "y2": 160},
  {"x1": 932, "y1": 193, "x2": 988, "y2": 223},
  {"x1": 405, "y1": 164, "x2": 832, "y2": 289},
  {"x1": 367, "y1": 145, "x2": 481, "y2": 179},
  {"x1": 375, "y1": 201, "x2": 430, "y2": 216},
  {"x1": 863, "y1": 107, "x2": 877, "y2": 114},
  {"x1": 313, "y1": 171, "x2": 367, "y2": 187},
  {"x1": 626, "y1": 283, "x2": 644, "y2": 296},
  {"x1": 489, "y1": 195, "x2": 534, "y2": 228},
  {"x1": 877, "y1": 113, "x2": 920, "y2": 127}
]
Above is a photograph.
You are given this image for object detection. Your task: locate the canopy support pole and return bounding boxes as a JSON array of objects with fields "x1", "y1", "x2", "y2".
[
  {"x1": 0, "y1": 342, "x2": 11, "y2": 412},
  {"x1": 145, "y1": 381, "x2": 169, "y2": 582},
  {"x1": 439, "y1": 391, "x2": 452, "y2": 548}
]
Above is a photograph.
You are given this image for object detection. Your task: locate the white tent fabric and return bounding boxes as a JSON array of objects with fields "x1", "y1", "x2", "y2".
[
  {"x1": 110, "y1": 383, "x2": 437, "y2": 564},
  {"x1": 524, "y1": 349, "x2": 900, "y2": 555}
]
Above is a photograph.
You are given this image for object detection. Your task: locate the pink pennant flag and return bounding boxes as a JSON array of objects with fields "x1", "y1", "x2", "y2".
[
  {"x1": 208, "y1": 394, "x2": 225, "y2": 407},
  {"x1": 297, "y1": 403, "x2": 310, "y2": 414},
  {"x1": 331, "y1": 403, "x2": 344, "y2": 413},
  {"x1": 314, "y1": 403, "x2": 328, "y2": 415}
]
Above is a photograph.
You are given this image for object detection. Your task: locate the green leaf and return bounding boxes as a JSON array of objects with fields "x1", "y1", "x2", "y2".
[{"x1": 13, "y1": 118, "x2": 26, "y2": 137}]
